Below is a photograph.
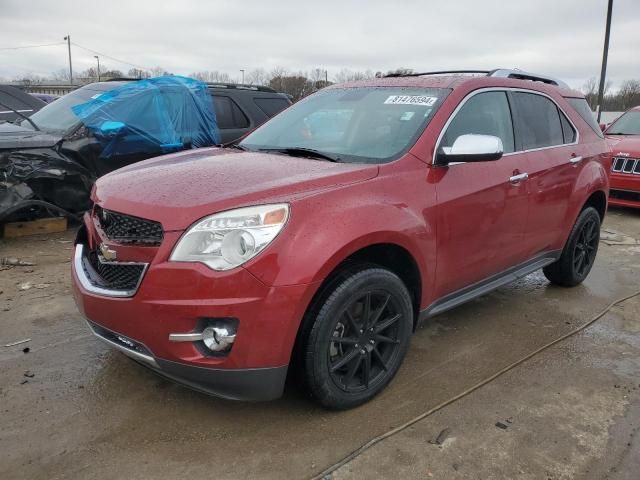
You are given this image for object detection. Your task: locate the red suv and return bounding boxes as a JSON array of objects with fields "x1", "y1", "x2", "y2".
[
  {"x1": 72, "y1": 69, "x2": 610, "y2": 409},
  {"x1": 604, "y1": 106, "x2": 640, "y2": 208}
]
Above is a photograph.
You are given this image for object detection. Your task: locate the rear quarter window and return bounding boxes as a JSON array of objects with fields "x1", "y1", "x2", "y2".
[
  {"x1": 212, "y1": 96, "x2": 250, "y2": 129},
  {"x1": 253, "y1": 97, "x2": 290, "y2": 117},
  {"x1": 566, "y1": 97, "x2": 604, "y2": 138}
]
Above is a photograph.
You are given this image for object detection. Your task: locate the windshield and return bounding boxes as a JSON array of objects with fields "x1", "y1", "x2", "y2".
[
  {"x1": 606, "y1": 111, "x2": 640, "y2": 135},
  {"x1": 20, "y1": 84, "x2": 118, "y2": 133},
  {"x1": 240, "y1": 87, "x2": 448, "y2": 163}
]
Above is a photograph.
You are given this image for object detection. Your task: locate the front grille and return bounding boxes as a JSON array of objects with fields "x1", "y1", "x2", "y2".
[
  {"x1": 610, "y1": 189, "x2": 640, "y2": 203},
  {"x1": 82, "y1": 249, "x2": 146, "y2": 292},
  {"x1": 95, "y1": 206, "x2": 163, "y2": 245},
  {"x1": 612, "y1": 157, "x2": 640, "y2": 175}
]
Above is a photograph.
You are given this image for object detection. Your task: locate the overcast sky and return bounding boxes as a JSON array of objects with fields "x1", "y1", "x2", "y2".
[{"x1": 0, "y1": 0, "x2": 638, "y2": 90}]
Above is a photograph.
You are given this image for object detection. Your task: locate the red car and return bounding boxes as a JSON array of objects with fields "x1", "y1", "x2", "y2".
[
  {"x1": 72, "y1": 69, "x2": 609, "y2": 409},
  {"x1": 604, "y1": 106, "x2": 640, "y2": 208}
]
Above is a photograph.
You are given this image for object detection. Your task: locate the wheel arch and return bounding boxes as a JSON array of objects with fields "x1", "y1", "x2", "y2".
[
  {"x1": 289, "y1": 240, "x2": 426, "y2": 376},
  {"x1": 581, "y1": 189, "x2": 607, "y2": 221}
]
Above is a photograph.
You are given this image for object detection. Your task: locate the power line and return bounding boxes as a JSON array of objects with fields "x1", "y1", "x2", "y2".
[
  {"x1": 0, "y1": 42, "x2": 65, "y2": 51},
  {"x1": 71, "y1": 42, "x2": 151, "y2": 71}
]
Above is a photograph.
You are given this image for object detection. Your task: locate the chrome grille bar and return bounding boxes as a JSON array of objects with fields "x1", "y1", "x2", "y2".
[{"x1": 611, "y1": 157, "x2": 640, "y2": 175}]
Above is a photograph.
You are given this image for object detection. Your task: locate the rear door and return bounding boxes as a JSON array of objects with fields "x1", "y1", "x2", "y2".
[
  {"x1": 509, "y1": 91, "x2": 581, "y2": 256},
  {"x1": 433, "y1": 90, "x2": 531, "y2": 297}
]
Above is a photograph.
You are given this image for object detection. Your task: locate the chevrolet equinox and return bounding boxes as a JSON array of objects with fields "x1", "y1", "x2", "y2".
[{"x1": 72, "y1": 69, "x2": 610, "y2": 409}]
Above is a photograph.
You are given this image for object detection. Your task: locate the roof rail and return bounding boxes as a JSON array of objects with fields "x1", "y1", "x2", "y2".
[
  {"x1": 384, "y1": 70, "x2": 490, "y2": 78},
  {"x1": 488, "y1": 69, "x2": 570, "y2": 89},
  {"x1": 382, "y1": 68, "x2": 570, "y2": 89},
  {"x1": 206, "y1": 82, "x2": 277, "y2": 93}
]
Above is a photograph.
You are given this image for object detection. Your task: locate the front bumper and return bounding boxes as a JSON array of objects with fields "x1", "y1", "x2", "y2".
[
  {"x1": 609, "y1": 174, "x2": 640, "y2": 209},
  {"x1": 85, "y1": 320, "x2": 288, "y2": 401},
  {"x1": 72, "y1": 223, "x2": 320, "y2": 401}
]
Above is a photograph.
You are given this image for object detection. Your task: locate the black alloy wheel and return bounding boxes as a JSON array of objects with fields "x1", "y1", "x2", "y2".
[
  {"x1": 573, "y1": 216, "x2": 599, "y2": 277},
  {"x1": 303, "y1": 267, "x2": 413, "y2": 409},
  {"x1": 543, "y1": 206, "x2": 601, "y2": 287},
  {"x1": 328, "y1": 292, "x2": 403, "y2": 393}
]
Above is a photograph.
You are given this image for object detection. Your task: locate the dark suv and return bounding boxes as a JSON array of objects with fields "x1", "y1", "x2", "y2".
[
  {"x1": 0, "y1": 79, "x2": 290, "y2": 220},
  {"x1": 72, "y1": 69, "x2": 609, "y2": 409},
  {"x1": 208, "y1": 83, "x2": 291, "y2": 143}
]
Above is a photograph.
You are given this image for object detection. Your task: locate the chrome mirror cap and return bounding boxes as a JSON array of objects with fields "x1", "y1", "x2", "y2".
[{"x1": 437, "y1": 134, "x2": 504, "y2": 165}]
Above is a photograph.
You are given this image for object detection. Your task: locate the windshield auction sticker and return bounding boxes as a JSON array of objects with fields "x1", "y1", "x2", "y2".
[{"x1": 384, "y1": 95, "x2": 437, "y2": 106}]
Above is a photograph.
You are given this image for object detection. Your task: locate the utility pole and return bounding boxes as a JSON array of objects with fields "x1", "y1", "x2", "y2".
[
  {"x1": 94, "y1": 55, "x2": 101, "y2": 82},
  {"x1": 325, "y1": 70, "x2": 328, "y2": 84},
  {"x1": 63, "y1": 35, "x2": 73, "y2": 85},
  {"x1": 240, "y1": 69, "x2": 245, "y2": 84},
  {"x1": 596, "y1": 0, "x2": 614, "y2": 122}
]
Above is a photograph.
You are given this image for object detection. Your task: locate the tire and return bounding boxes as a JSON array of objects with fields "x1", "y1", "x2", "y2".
[
  {"x1": 543, "y1": 207, "x2": 601, "y2": 287},
  {"x1": 303, "y1": 267, "x2": 413, "y2": 409}
]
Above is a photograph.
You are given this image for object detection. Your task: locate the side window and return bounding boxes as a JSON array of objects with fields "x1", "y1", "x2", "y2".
[
  {"x1": 512, "y1": 92, "x2": 563, "y2": 149},
  {"x1": 0, "y1": 91, "x2": 31, "y2": 111},
  {"x1": 212, "y1": 95, "x2": 250, "y2": 129},
  {"x1": 254, "y1": 97, "x2": 290, "y2": 117},
  {"x1": 559, "y1": 109, "x2": 576, "y2": 144},
  {"x1": 441, "y1": 91, "x2": 515, "y2": 154}
]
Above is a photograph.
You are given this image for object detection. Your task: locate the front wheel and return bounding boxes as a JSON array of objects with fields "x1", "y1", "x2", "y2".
[
  {"x1": 303, "y1": 267, "x2": 413, "y2": 409},
  {"x1": 543, "y1": 207, "x2": 601, "y2": 287}
]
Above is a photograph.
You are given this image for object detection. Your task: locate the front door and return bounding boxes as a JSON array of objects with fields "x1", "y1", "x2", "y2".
[{"x1": 431, "y1": 90, "x2": 531, "y2": 298}]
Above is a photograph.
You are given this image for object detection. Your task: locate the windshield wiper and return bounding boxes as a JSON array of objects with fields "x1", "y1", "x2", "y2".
[
  {"x1": 226, "y1": 143, "x2": 250, "y2": 151},
  {"x1": 0, "y1": 100, "x2": 40, "y2": 131},
  {"x1": 258, "y1": 147, "x2": 341, "y2": 162}
]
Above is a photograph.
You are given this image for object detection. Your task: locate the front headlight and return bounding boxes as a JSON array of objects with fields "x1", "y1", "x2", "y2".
[{"x1": 170, "y1": 204, "x2": 289, "y2": 271}]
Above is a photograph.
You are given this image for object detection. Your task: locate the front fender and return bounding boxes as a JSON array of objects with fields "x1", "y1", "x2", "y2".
[{"x1": 244, "y1": 173, "x2": 436, "y2": 307}]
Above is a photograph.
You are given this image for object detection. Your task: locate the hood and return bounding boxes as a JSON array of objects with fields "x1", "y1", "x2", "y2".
[
  {"x1": 0, "y1": 123, "x2": 62, "y2": 150},
  {"x1": 95, "y1": 147, "x2": 379, "y2": 231},
  {"x1": 606, "y1": 135, "x2": 640, "y2": 156}
]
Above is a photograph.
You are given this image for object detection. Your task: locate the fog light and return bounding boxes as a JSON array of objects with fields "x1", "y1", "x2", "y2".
[{"x1": 202, "y1": 326, "x2": 236, "y2": 352}]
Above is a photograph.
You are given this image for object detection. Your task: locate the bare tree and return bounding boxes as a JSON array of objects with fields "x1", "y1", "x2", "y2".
[
  {"x1": 267, "y1": 66, "x2": 289, "y2": 92},
  {"x1": 128, "y1": 68, "x2": 150, "y2": 79},
  {"x1": 50, "y1": 68, "x2": 71, "y2": 83},
  {"x1": 582, "y1": 77, "x2": 612, "y2": 110},
  {"x1": 189, "y1": 71, "x2": 234, "y2": 83},
  {"x1": 246, "y1": 68, "x2": 268, "y2": 86},
  {"x1": 12, "y1": 73, "x2": 46, "y2": 85},
  {"x1": 618, "y1": 80, "x2": 640, "y2": 110},
  {"x1": 333, "y1": 68, "x2": 374, "y2": 83},
  {"x1": 150, "y1": 66, "x2": 172, "y2": 77}
]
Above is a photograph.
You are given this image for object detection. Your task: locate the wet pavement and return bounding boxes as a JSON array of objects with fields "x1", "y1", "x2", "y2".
[{"x1": 1, "y1": 206, "x2": 639, "y2": 480}]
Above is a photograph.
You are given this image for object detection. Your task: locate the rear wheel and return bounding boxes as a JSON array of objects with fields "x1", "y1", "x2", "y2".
[
  {"x1": 543, "y1": 207, "x2": 600, "y2": 287},
  {"x1": 303, "y1": 267, "x2": 413, "y2": 409}
]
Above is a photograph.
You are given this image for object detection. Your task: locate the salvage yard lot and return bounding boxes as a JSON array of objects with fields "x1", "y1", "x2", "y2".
[{"x1": 1, "y1": 206, "x2": 639, "y2": 480}]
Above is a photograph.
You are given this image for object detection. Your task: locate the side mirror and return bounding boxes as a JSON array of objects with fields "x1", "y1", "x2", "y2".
[
  {"x1": 436, "y1": 134, "x2": 504, "y2": 165},
  {"x1": 599, "y1": 123, "x2": 607, "y2": 132},
  {"x1": 98, "y1": 120, "x2": 127, "y2": 137}
]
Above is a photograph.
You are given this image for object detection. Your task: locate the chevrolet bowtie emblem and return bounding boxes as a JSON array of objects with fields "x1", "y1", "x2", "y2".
[{"x1": 99, "y1": 243, "x2": 117, "y2": 261}]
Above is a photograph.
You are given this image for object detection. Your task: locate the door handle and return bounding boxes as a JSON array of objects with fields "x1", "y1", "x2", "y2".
[
  {"x1": 509, "y1": 172, "x2": 529, "y2": 184},
  {"x1": 569, "y1": 156, "x2": 583, "y2": 164}
]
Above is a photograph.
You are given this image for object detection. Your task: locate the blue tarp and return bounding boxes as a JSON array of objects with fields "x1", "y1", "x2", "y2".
[{"x1": 72, "y1": 76, "x2": 220, "y2": 159}]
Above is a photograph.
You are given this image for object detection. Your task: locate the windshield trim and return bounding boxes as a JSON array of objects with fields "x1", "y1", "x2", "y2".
[{"x1": 240, "y1": 86, "x2": 451, "y2": 165}]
